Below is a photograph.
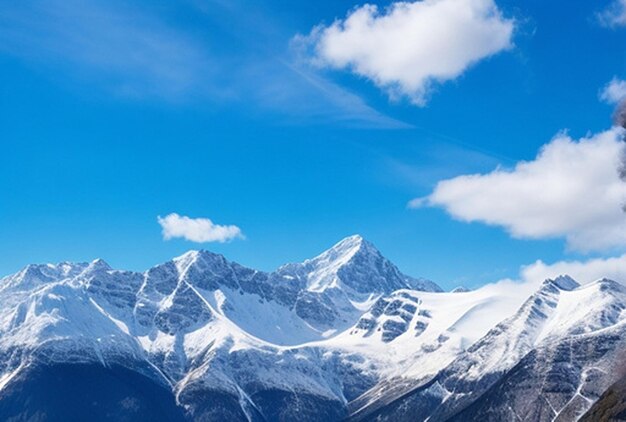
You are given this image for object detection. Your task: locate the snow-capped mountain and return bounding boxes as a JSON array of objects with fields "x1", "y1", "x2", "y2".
[
  {"x1": 355, "y1": 277, "x2": 626, "y2": 421},
  {"x1": 0, "y1": 235, "x2": 624, "y2": 421}
]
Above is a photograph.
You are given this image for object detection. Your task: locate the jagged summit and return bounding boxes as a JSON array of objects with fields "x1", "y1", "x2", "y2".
[
  {"x1": 173, "y1": 248, "x2": 224, "y2": 261},
  {"x1": 299, "y1": 234, "x2": 376, "y2": 271},
  {"x1": 451, "y1": 286, "x2": 471, "y2": 293},
  {"x1": 544, "y1": 274, "x2": 579, "y2": 291},
  {"x1": 322, "y1": 234, "x2": 378, "y2": 258},
  {"x1": 172, "y1": 249, "x2": 227, "y2": 273},
  {"x1": 1, "y1": 261, "x2": 90, "y2": 291},
  {"x1": 85, "y1": 258, "x2": 112, "y2": 272},
  {"x1": 594, "y1": 277, "x2": 626, "y2": 291},
  {"x1": 278, "y1": 235, "x2": 442, "y2": 295}
]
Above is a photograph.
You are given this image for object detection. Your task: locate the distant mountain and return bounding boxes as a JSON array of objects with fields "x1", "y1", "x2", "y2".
[{"x1": 0, "y1": 236, "x2": 624, "y2": 421}]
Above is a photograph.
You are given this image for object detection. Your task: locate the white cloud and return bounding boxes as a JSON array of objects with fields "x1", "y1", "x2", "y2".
[
  {"x1": 411, "y1": 128, "x2": 626, "y2": 252},
  {"x1": 474, "y1": 253, "x2": 626, "y2": 310},
  {"x1": 521, "y1": 254, "x2": 626, "y2": 286},
  {"x1": 157, "y1": 213, "x2": 243, "y2": 243},
  {"x1": 299, "y1": 0, "x2": 514, "y2": 105},
  {"x1": 600, "y1": 77, "x2": 626, "y2": 104},
  {"x1": 598, "y1": 0, "x2": 626, "y2": 28}
]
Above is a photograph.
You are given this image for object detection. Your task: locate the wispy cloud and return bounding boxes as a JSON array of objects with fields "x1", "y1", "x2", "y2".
[
  {"x1": 158, "y1": 213, "x2": 244, "y2": 243},
  {"x1": 0, "y1": 0, "x2": 406, "y2": 128},
  {"x1": 296, "y1": 0, "x2": 514, "y2": 105},
  {"x1": 0, "y1": 0, "x2": 216, "y2": 100},
  {"x1": 521, "y1": 254, "x2": 626, "y2": 286},
  {"x1": 382, "y1": 140, "x2": 503, "y2": 189},
  {"x1": 245, "y1": 60, "x2": 412, "y2": 128},
  {"x1": 597, "y1": 0, "x2": 626, "y2": 28},
  {"x1": 476, "y1": 253, "x2": 626, "y2": 307}
]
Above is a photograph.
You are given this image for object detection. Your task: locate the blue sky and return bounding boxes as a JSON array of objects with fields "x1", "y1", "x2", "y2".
[{"x1": 2, "y1": 0, "x2": 626, "y2": 290}]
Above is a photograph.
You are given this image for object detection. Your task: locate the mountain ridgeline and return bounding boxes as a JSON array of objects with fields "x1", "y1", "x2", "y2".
[{"x1": 0, "y1": 235, "x2": 624, "y2": 421}]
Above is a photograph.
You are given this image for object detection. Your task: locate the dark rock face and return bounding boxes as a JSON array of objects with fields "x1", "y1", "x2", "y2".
[
  {"x1": 153, "y1": 285, "x2": 214, "y2": 335},
  {"x1": 144, "y1": 262, "x2": 180, "y2": 296},
  {"x1": 351, "y1": 292, "x2": 420, "y2": 342},
  {"x1": 365, "y1": 332, "x2": 626, "y2": 422},
  {"x1": 580, "y1": 376, "x2": 626, "y2": 422},
  {"x1": 85, "y1": 269, "x2": 143, "y2": 310},
  {"x1": 294, "y1": 291, "x2": 339, "y2": 326},
  {"x1": 250, "y1": 389, "x2": 347, "y2": 422},
  {"x1": 453, "y1": 328, "x2": 625, "y2": 421},
  {"x1": 0, "y1": 363, "x2": 187, "y2": 422},
  {"x1": 335, "y1": 245, "x2": 406, "y2": 294},
  {"x1": 177, "y1": 383, "x2": 254, "y2": 422},
  {"x1": 447, "y1": 338, "x2": 601, "y2": 422},
  {"x1": 381, "y1": 320, "x2": 408, "y2": 343}
]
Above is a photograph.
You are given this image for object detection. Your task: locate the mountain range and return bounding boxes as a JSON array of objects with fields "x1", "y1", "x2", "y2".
[{"x1": 0, "y1": 235, "x2": 624, "y2": 421}]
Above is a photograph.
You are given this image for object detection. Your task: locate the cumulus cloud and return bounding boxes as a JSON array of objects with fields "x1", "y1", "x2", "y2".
[
  {"x1": 157, "y1": 213, "x2": 243, "y2": 243},
  {"x1": 411, "y1": 128, "x2": 626, "y2": 252},
  {"x1": 598, "y1": 0, "x2": 626, "y2": 28},
  {"x1": 298, "y1": 0, "x2": 514, "y2": 105},
  {"x1": 521, "y1": 254, "x2": 626, "y2": 286},
  {"x1": 600, "y1": 77, "x2": 626, "y2": 104},
  {"x1": 474, "y1": 253, "x2": 626, "y2": 311}
]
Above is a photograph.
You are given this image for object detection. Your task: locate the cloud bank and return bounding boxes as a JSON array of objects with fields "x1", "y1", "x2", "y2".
[
  {"x1": 521, "y1": 254, "x2": 626, "y2": 286},
  {"x1": 158, "y1": 213, "x2": 243, "y2": 243},
  {"x1": 411, "y1": 128, "x2": 626, "y2": 252},
  {"x1": 300, "y1": 0, "x2": 514, "y2": 105},
  {"x1": 474, "y1": 253, "x2": 626, "y2": 311}
]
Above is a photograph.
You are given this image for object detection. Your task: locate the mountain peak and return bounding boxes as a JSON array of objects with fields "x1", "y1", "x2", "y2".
[
  {"x1": 544, "y1": 275, "x2": 579, "y2": 291},
  {"x1": 316, "y1": 234, "x2": 384, "y2": 265},
  {"x1": 326, "y1": 234, "x2": 369, "y2": 256},
  {"x1": 2, "y1": 261, "x2": 90, "y2": 290},
  {"x1": 172, "y1": 249, "x2": 225, "y2": 271},
  {"x1": 297, "y1": 235, "x2": 383, "y2": 291},
  {"x1": 86, "y1": 258, "x2": 111, "y2": 272},
  {"x1": 279, "y1": 235, "x2": 442, "y2": 295},
  {"x1": 593, "y1": 277, "x2": 625, "y2": 293},
  {"x1": 337, "y1": 234, "x2": 366, "y2": 245}
]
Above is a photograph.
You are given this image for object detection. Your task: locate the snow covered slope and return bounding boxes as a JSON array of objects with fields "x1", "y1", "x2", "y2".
[{"x1": 356, "y1": 277, "x2": 626, "y2": 422}]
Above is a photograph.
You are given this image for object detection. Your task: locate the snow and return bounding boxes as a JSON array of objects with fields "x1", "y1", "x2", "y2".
[
  {"x1": 0, "y1": 363, "x2": 24, "y2": 392},
  {"x1": 321, "y1": 284, "x2": 530, "y2": 382},
  {"x1": 300, "y1": 235, "x2": 364, "y2": 293},
  {"x1": 204, "y1": 286, "x2": 327, "y2": 345},
  {"x1": 535, "y1": 278, "x2": 626, "y2": 344}
]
